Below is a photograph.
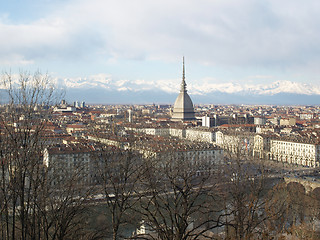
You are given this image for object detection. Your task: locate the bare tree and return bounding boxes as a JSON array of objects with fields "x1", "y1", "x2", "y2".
[
  {"x1": 262, "y1": 182, "x2": 288, "y2": 238},
  {"x1": 0, "y1": 71, "x2": 92, "y2": 240},
  {"x1": 217, "y1": 129, "x2": 286, "y2": 239},
  {"x1": 92, "y1": 141, "x2": 144, "y2": 240},
  {"x1": 0, "y1": 71, "x2": 58, "y2": 239},
  {"x1": 221, "y1": 159, "x2": 272, "y2": 239},
  {"x1": 38, "y1": 157, "x2": 96, "y2": 240},
  {"x1": 266, "y1": 181, "x2": 320, "y2": 239},
  {"x1": 134, "y1": 151, "x2": 224, "y2": 240}
]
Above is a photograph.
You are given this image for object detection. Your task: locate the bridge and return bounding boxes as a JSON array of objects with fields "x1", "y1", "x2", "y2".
[{"x1": 284, "y1": 176, "x2": 320, "y2": 193}]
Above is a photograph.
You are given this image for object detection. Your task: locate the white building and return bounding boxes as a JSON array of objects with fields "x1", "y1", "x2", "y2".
[
  {"x1": 215, "y1": 131, "x2": 224, "y2": 146},
  {"x1": 254, "y1": 117, "x2": 266, "y2": 125},
  {"x1": 53, "y1": 106, "x2": 76, "y2": 112},
  {"x1": 185, "y1": 128, "x2": 215, "y2": 143},
  {"x1": 128, "y1": 109, "x2": 133, "y2": 123},
  {"x1": 169, "y1": 128, "x2": 186, "y2": 138},
  {"x1": 253, "y1": 134, "x2": 320, "y2": 167},
  {"x1": 279, "y1": 118, "x2": 296, "y2": 126},
  {"x1": 43, "y1": 144, "x2": 94, "y2": 186},
  {"x1": 144, "y1": 128, "x2": 170, "y2": 136},
  {"x1": 253, "y1": 134, "x2": 271, "y2": 159},
  {"x1": 202, "y1": 116, "x2": 215, "y2": 127},
  {"x1": 215, "y1": 130, "x2": 254, "y2": 156},
  {"x1": 269, "y1": 139, "x2": 320, "y2": 167},
  {"x1": 133, "y1": 141, "x2": 224, "y2": 170}
]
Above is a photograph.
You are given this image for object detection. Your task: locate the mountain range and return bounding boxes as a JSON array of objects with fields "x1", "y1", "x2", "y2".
[{"x1": 56, "y1": 75, "x2": 320, "y2": 105}]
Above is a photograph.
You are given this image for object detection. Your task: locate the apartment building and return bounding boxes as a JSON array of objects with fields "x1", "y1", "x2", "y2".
[
  {"x1": 215, "y1": 130, "x2": 254, "y2": 156},
  {"x1": 43, "y1": 143, "x2": 94, "y2": 186},
  {"x1": 253, "y1": 134, "x2": 320, "y2": 167},
  {"x1": 185, "y1": 128, "x2": 215, "y2": 143},
  {"x1": 269, "y1": 139, "x2": 320, "y2": 167},
  {"x1": 130, "y1": 134, "x2": 223, "y2": 170}
]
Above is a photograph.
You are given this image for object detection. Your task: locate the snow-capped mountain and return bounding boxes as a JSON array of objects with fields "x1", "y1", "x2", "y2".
[
  {"x1": 54, "y1": 74, "x2": 320, "y2": 104},
  {"x1": 189, "y1": 80, "x2": 320, "y2": 96},
  {"x1": 246, "y1": 81, "x2": 320, "y2": 95},
  {"x1": 56, "y1": 75, "x2": 320, "y2": 95}
]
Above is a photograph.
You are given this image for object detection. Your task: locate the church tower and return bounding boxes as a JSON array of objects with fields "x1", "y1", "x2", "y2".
[{"x1": 171, "y1": 57, "x2": 196, "y2": 121}]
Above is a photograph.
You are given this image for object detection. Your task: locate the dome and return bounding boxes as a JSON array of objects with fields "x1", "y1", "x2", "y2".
[
  {"x1": 171, "y1": 58, "x2": 195, "y2": 121},
  {"x1": 172, "y1": 91, "x2": 195, "y2": 121}
]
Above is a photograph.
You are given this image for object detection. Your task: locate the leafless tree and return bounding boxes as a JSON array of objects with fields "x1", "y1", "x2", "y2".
[
  {"x1": 0, "y1": 71, "x2": 92, "y2": 240},
  {"x1": 37, "y1": 159, "x2": 96, "y2": 240},
  {"x1": 266, "y1": 181, "x2": 320, "y2": 239},
  {"x1": 91, "y1": 139, "x2": 144, "y2": 240},
  {"x1": 217, "y1": 129, "x2": 286, "y2": 239},
  {"x1": 133, "y1": 151, "x2": 224, "y2": 240},
  {"x1": 221, "y1": 159, "x2": 272, "y2": 239}
]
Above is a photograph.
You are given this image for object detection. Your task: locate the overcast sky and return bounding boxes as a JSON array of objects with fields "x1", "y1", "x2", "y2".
[{"x1": 1, "y1": 0, "x2": 320, "y2": 88}]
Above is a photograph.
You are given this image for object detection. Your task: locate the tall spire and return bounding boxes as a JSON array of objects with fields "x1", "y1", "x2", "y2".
[
  {"x1": 181, "y1": 56, "x2": 187, "y2": 93},
  {"x1": 172, "y1": 56, "x2": 195, "y2": 121}
]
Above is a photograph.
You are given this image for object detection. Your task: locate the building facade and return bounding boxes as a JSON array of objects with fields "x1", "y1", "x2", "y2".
[
  {"x1": 269, "y1": 139, "x2": 320, "y2": 167},
  {"x1": 43, "y1": 144, "x2": 94, "y2": 186},
  {"x1": 171, "y1": 58, "x2": 196, "y2": 121},
  {"x1": 253, "y1": 134, "x2": 320, "y2": 167}
]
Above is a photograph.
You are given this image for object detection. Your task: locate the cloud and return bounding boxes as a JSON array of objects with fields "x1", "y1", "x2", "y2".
[
  {"x1": 0, "y1": 12, "x2": 105, "y2": 65},
  {"x1": 2, "y1": 0, "x2": 320, "y2": 79},
  {"x1": 57, "y1": 0, "x2": 320, "y2": 68},
  {"x1": 248, "y1": 75, "x2": 274, "y2": 79},
  {"x1": 0, "y1": 54, "x2": 34, "y2": 65}
]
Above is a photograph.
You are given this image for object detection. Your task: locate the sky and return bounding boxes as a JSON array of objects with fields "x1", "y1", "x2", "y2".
[{"x1": 1, "y1": 0, "x2": 320, "y2": 92}]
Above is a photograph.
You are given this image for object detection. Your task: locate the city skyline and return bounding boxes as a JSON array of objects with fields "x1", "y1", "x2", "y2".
[{"x1": 2, "y1": 1, "x2": 320, "y2": 104}]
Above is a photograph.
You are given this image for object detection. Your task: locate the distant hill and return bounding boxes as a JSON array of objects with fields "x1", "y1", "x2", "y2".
[
  {"x1": 39, "y1": 75, "x2": 320, "y2": 105},
  {"x1": 65, "y1": 87, "x2": 320, "y2": 105}
]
